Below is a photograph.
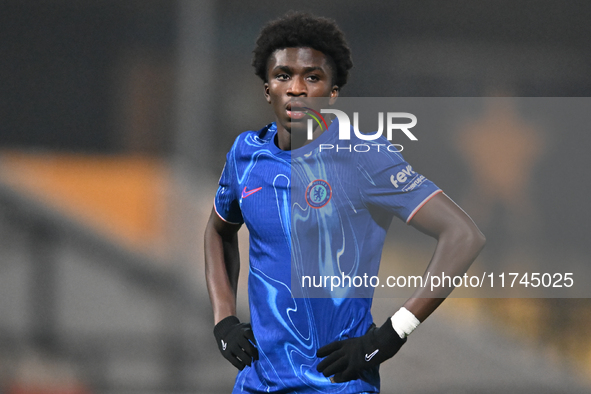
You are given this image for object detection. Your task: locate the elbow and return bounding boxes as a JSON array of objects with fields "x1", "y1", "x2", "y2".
[
  {"x1": 477, "y1": 230, "x2": 486, "y2": 251},
  {"x1": 445, "y1": 220, "x2": 485, "y2": 257},
  {"x1": 448, "y1": 226, "x2": 486, "y2": 273},
  {"x1": 475, "y1": 232, "x2": 486, "y2": 259},
  {"x1": 464, "y1": 225, "x2": 486, "y2": 257}
]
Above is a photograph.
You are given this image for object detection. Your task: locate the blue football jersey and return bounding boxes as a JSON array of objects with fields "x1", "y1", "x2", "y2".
[{"x1": 214, "y1": 120, "x2": 441, "y2": 393}]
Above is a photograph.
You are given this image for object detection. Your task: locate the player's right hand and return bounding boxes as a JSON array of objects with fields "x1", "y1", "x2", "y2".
[{"x1": 213, "y1": 315, "x2": 259, "y2": 370}]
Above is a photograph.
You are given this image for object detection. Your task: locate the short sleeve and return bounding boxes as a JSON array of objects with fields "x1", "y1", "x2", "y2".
[
  {"x1": 358, "y1": 147, "x2": 441, "y2": 223},
  {"x1": 214, "y1": 149, "x2": 244, "y2": 225}
]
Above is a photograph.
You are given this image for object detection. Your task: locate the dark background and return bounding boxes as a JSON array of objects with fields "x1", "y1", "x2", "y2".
[{"x1": 1, "y1": 1, "x2": 590, "y2": 393}]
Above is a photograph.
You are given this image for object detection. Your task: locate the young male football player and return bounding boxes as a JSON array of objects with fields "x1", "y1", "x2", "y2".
[{"x1": 204, "y1": 12, "x2": 485, "y2": 393}]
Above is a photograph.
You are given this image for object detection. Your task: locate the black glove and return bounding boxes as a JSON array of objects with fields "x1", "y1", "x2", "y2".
[
  {"x1": 316, "y1": 317, "x2": 406, "y2": 383},
  {"x1": 214, "y1": 315, "x2": 259, "y2": 370}
]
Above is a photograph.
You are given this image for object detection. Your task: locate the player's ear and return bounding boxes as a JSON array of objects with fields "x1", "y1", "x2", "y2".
[
  {"x1": 264, "y1": 83, "x2": 271, "y2": 103},
  {"x1": 329, "y1": 85, "x2": 339, "y2": 105}
]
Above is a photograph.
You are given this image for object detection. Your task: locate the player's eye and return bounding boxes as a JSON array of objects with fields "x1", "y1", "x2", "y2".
[
  {"x1": 307, "y1": 75, "x2": 320, "y2": 82},
  {"x1": 276, "y1": 74, "x2": 290, "y2": 81}
]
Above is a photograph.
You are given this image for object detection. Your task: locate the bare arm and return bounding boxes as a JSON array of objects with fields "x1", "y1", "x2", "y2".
[
  {"x1": 403, "y1": 192, "x2": 486, "y2": 322},
  {"x1": 315, "y1": 192, "x2": 484, "y2": 381},
  {"x1": 204, "y1": 208, "x2": 242, "y2": 324}
]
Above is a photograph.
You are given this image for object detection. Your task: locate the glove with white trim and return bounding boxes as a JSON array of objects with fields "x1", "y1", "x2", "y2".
[
  {"x1": 214, "y1": 315, "x2": 258, "y2": 370},
  {"x1": 316, "y1": 317, "x2": 406, "y2": 383}
]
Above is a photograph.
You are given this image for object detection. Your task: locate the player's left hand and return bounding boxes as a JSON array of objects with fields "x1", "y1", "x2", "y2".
[{"x1": 316, "y1": 317, "x2": 406, "y2": 383}]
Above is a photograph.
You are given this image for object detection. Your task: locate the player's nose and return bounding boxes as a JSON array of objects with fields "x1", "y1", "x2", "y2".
[{"x1": 287, "y1": 76, "x2": 307, "y2": 96}]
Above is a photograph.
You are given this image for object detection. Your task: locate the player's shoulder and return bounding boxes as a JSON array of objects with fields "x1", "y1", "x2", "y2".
[
  {"x1": 352, "y1": 133, "x2": 407, "y2": 166},
  {"x1": 228, "y1": 123, "x2": 277, "y2": 155}
]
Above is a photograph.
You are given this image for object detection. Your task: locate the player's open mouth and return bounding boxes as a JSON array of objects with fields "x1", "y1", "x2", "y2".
[{"x1": 286, "y1": 102, "x2": 306, "y2": 120}]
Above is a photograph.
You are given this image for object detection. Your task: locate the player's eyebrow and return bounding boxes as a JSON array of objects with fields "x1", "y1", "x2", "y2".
[
  {"x1": 271, "y1": 65, "x2": 326, "y2": 74},
  {"x1": 301, "y1": 66, "x2": 326, "y2": 74},
  {"x1": 271, "y1": 65, "x2": 292, "y2": 74}
]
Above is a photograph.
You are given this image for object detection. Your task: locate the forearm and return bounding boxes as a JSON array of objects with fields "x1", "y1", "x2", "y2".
[
  {"x1": 402, "y1": 193, "x2": 486, "y2": 322},
  {"x1": 204, "y1": 209, "x2": 242, "y2": 324},
  {"x1": 403, "y1": 228, "x2": 485, "y2": 321}
]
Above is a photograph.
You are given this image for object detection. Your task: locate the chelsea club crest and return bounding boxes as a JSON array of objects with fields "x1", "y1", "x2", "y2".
[{"x1": 305, "y1": 179, "x2": 332, "y2": 209}]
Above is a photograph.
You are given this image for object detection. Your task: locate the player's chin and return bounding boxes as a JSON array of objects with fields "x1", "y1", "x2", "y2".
[{"x1": 288, "y1": 118, "x2": 307, "y2": 132}]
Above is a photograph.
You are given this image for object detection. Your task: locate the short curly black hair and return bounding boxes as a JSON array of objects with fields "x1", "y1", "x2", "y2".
[{"x1": 252, "y1": 11, "x2": 353, "y2": 88}]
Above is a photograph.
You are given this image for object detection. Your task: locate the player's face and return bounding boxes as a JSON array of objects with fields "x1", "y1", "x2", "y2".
[{"x1": 264, "y1": 47, "x2": 338, "y2": 149}]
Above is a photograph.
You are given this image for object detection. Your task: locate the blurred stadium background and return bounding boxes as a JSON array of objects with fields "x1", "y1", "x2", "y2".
[{"x1": 1, "y1": 1, "x2": 591, "y2": 393}]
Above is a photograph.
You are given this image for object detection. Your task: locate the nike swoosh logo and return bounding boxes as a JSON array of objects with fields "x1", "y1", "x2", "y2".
[
  {"x1": 221, "y1": 340, "x2": 227, "y2": 351},
  {"x1": 242, "y1": 186, "x2": 262, "y2": 198},
  {"x1": 365, "y1": 349, "x2": 379, "y2": 361}
]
